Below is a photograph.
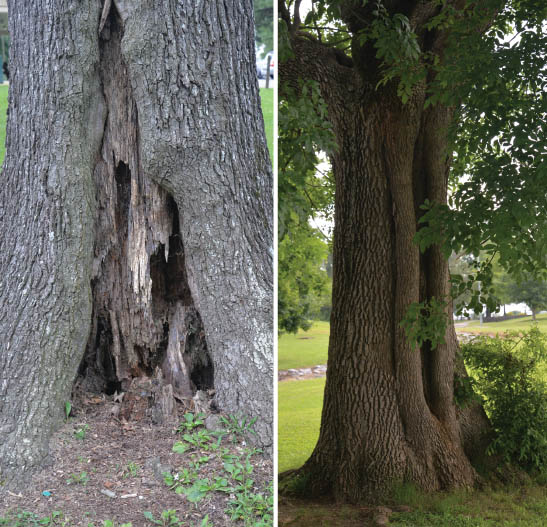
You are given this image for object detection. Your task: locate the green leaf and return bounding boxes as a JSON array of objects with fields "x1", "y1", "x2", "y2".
[{"x1": 172, "y1": 441, "x2": 188, "y2": 454}]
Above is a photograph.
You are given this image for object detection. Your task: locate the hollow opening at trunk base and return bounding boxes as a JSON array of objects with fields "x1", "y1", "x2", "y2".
[
  {"x1": 76, "y1": 163, "x2": 213, "y2": 411},
  {"x1": 75, "y1": 9, "x2": 215, "y2": 417}
]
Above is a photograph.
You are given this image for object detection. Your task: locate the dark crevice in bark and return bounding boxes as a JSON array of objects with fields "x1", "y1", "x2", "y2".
[{"x1": 114, "y1": 160, "x2": 131, "y2": 228}]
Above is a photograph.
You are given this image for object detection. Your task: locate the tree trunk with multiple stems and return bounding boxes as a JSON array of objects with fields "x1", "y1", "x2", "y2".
[
  {"x1": 0, "y1": 0, "x2": 272, "y2": 491},
  {"x1": 280, "y1": 2, "x2": 490, "y2": 501}
]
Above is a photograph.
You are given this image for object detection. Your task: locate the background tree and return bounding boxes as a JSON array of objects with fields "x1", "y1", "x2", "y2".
[
  {"x1": 255, "y1": 0, "x2": 273, "y2": 52},
  {"x1": 507, "y1": 278, "x2": 547, "y2": 320},
  {"x1": 279, "y1": 220, "x2": 330, "y2": 333},
  {"x1": 0, "y1": 0, "x2": 272, "y2": 491},
  {"x1": 279, "y1": 0, "x2": 547, "y2": 501},
  {"x1": 279, "y1": 78, "x2": 335, "y2": 333},
  {"x1": 491, "y1": 257, "x2": 513, "y2": 315}
]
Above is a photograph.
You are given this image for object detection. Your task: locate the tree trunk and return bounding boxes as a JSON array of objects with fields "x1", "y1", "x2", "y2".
[
  {"x1": 0, "y1": 0, "x2": 272, "y2": 491},
  {"x1": 280, "y1": 34, "x2": 490, "y2": 502}
]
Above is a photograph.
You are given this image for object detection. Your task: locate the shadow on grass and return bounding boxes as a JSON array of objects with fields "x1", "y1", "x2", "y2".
[{"x1": 279, "y1": 476, "x2": 547, "y2": 527}]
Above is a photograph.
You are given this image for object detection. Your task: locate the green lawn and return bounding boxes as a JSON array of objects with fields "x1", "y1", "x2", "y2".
[
  {"x1": 259, "y1": 87, "x2": 273, "y2": 158},
  {"x1": 457, "y1": 313, "x2": 547, "y2": 334},
  {"x1": 278, "y1": 316, "x2": 547, "y2": 371},
  {"x1": 278, "y1": 377, "x2": 324, "y2": 473},
  {"x1": 281, "y1": 484, "x2": 547, "y2": 526},
  {"x1": 0, "y1": 84, "x2": 8, "y2": 165},
  {"x1": 279, "y1": 323, "x2": 547, "y2": 525},
  {"x1": 278, "y1": 321, "x2": 330, "y2": 370}
]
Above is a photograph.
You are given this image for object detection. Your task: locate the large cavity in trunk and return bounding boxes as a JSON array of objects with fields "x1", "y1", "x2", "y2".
[{"x1": 75, "y1": 4, "x2": 212, "y2": 405}]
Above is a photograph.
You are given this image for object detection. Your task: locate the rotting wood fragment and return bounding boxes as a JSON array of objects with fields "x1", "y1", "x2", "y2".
[{"x1": 76, "y1": 4, "x2": 211, "y2": 406}]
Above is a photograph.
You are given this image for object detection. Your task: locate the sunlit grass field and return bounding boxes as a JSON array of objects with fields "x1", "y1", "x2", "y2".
[
  {"x1": 457, "y1": 313, "x2": 547, "y2": 334},
  {"x1": 278, "y1": 316, "x2": 547, "y2": 372},
  {"x1": 278, "y1": 321, "x2": 329, "y2": 370},
  {"x1": 259, "y1": 87, "x2": 273, "y2": 158},
  {"x1": 0, "y1": 84, "x2": 8, "y2": 165},
  {"x1": 278, "y1": 377, "x2": 324, "y2": 473}
]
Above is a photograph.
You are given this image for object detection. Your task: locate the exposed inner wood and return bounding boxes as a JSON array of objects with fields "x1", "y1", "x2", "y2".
[{"x1": 77, "y1": 6, "x2": 212, "y2": 405}]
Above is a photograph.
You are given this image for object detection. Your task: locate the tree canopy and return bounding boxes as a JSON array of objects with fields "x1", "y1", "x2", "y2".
[
  {"x1": 255, "y1": 0, "x2": 273, "y2": 52},
  {"x1": 507, "y1": 277, "x2": 547, "y2": 317},
  {"x1": 280, "y1": 0, "x2": 547, "y2": 327}
]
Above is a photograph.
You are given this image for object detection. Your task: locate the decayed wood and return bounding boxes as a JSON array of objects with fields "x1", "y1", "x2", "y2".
[
  {"x1": 118, "y1": 372, "x2": 177, "y2": 424},
  {"x1": 78, "y1": 7, "x2": 210, "y2": 402},
  {"x1": 0, "y1": 0, "x2": 272, "y2": 491}
]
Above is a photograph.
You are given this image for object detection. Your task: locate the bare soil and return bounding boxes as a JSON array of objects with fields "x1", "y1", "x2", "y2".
[{"x1": 0, "y1": 395, "x2": 272, "y2": 526}]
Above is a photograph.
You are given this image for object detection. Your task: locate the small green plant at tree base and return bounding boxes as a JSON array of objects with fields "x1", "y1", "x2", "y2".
[
  {"x1": 176, "y1": 412, "x2": 205, "y2": 434},
  {"x1": 74, "y1": 423, "x2": 89, "y2": 440},
  {"x1": 222, "y1": 452, "x2": 273, "y2": 526},
  {"x1": 223, "y1": 453, "x2": 254, "y2": 484},
  {"x1": 143, "y1": 510, "x2": 184, "y2": 527},
  {"x1": 164, "y1": 454, "x2": 211, "y2": 490},
  {"x1": 173, "y1": 429, "x2": 216, "y2": 454},
  {"x1": 220, "y1": 415, "x2": 257, "y2": 443},
  {"x1": 122, "y1": 461, "x2": 140, "y2": 478},
  {"x1": 462, "y1": 327, "x2": 547, "y2": 472},
  {"x1": 0, "y1": 510, "x2": 71, "y2": 526},
  {"x1": 64, "y1": 401, "x2": 71, "y2": 421},
  {"x1": 226, "y1": 480, "x2": 274, "y2": 527},
  {"x1": 165, "y1": 416, "x2": 272, "y2": 526},
  {"x1": 177, "y1": 477, "x2": 231, "y2": 503},
  {"x1": 66, "y1": 471, "x2": 89, "y2": 486},
  {"x1": 197, "y1": 516, "x2": 212, "y2": 527}
]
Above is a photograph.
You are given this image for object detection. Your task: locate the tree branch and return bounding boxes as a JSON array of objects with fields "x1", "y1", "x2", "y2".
[
  {"x1": 279, "y1": 34, "x2": 357, "y2": 100},
  {"x1": 293, "y1": 0, "x2": 303, "y2": 32},
  {"x1": 280, "y1": 0, "x2": 291, "y2": 27}
]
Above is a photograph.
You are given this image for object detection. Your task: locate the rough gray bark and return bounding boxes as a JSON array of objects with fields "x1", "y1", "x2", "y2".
[{"x1": 0, "y1": 0, "x2": 272, "y2": 491}]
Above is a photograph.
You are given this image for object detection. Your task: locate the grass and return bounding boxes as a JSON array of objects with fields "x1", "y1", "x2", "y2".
[
  {"x1": 280, "y1": 484, "x2": 547, "y2": 526},
  {"x1": 0, "y1": 84, "x2": 7, "y2": 165},
  {"x1": 259, "y1": 88, "x2": 273, "y2": 159},
  {"x1": 279, "y1": 323, "x2": 547, "y2": 525},
  {"x1": 456, "y1": 314, "x2": 547, "y2": 335},
  {"x1": 278, "y1": 321, "x2": 330, "y2": 370},
  {"x1": 388, "y1": 483, "x2": 547, "y2": 526},
  {"x1": 278, "y1": 378, "x2": 324, "y2": 473},
  {"x1": 278, "y1": 316, "x2": 547, "y2": 371}
]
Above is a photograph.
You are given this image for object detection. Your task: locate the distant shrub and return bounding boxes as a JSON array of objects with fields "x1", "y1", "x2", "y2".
[{"x1": 461, "y1": 327, "x2": 547, "y2": 472}]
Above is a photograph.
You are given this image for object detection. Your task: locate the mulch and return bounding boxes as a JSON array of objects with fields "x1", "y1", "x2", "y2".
[{"x1": 0, "y1": 394, "x2": 272, "y2": 526}]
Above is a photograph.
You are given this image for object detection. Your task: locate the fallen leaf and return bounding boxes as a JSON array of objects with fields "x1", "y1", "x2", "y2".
[
  {"x1": 100, "y1": 489, "x2": 116, "y2": 499},
  {"x1": 7, "y1": 491, "x2": 22, "y2": 498}
]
